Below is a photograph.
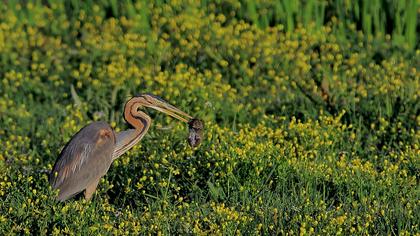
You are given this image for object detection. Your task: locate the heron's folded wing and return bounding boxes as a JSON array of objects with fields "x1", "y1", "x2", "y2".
[{"x1": 50, "y1": 140, "x2": 94, "y2": 189}]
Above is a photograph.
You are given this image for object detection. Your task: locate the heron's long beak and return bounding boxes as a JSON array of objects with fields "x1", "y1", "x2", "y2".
[
  {"x1": 136, "y1": 93, "x2": 204, "y2": 147},
  {"x1": 139, "y1": 94, "x2": 193, "y2": 123}
]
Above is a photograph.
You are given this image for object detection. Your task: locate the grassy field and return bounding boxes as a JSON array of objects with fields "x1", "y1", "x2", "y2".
[{"x1": 0, "y1": 1, "x2": 419, "y2": 235}]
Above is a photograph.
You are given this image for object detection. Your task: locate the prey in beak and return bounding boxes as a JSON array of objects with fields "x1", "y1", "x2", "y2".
[{"x1": 188, "y1": 118, "x2": 204, "y2": 147}]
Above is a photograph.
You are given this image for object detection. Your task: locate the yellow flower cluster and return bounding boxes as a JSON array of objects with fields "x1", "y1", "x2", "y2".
[{"x1": 0, "y1": 1, "x2": 418, "y2": 235}]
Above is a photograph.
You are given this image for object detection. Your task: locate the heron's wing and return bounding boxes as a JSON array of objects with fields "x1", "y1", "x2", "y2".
[
  {"x1": 50, "y1": 140, "x2": 93, "y2": 188},
  {"x1": 50, "y1": 121, "x2": 115, "y2": 201},
  {"x1": 112, "y1": 129, "x2": 137, "y2": 159}
]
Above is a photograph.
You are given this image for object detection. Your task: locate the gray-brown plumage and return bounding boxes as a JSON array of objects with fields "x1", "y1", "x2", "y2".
[
  {"x1": 50, "y1": 122, "x2": 115, "y2": 201},
  {"x1": 49, "y1": 94, "x2": 203, "y2": 202}
]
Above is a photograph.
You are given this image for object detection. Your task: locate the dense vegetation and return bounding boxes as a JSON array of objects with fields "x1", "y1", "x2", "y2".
[{"x1": 0, "y1": 1, "x2": 419, "y2": 235}]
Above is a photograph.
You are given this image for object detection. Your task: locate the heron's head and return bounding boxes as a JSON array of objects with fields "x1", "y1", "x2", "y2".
[
  {"x1": 134, "y1": 94, "x2": 192, "y2": 123},
  {"x1": 133, "y1": 94, "x2": 204, "y2": 147}
]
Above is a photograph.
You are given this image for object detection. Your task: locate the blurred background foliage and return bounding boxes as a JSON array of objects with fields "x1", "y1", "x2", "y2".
[{"x1": 0, "y1": 0, "x2": 419, "y2": 235}]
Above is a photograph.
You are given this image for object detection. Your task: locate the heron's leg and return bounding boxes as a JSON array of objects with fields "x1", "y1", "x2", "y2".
[{"x1": 85, "y1": 178, "x2": 100, "y2": 200}]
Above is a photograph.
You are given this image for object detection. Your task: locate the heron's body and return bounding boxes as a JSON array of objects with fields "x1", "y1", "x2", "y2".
[
  {"x1": 49, "y1": 94, "x2": 202, "y2": 202},
  {"x1": 50, "y1": 122, "x2": 115, "y2": 201}
]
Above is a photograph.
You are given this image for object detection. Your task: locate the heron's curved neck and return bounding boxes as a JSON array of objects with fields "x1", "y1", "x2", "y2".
[
  {"x1": 124, "y1": 97, "x2": 151, "y2": 131},
  {"x1": 112, "y1": 97, "x2": 151, "y2": 159}
]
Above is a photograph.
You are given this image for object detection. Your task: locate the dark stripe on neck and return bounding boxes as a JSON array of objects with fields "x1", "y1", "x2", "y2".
[{"x1": 116, "y1": 102, "x2": 150, "y2": 153}]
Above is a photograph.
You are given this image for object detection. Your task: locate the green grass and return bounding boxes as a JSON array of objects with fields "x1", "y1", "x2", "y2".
[{"x1": 0, "y1": 1, "x2": 419, "y2": 235}]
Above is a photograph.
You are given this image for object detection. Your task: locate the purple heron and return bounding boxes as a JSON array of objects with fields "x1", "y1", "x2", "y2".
[{"x1": 49, "y1": 94, "x2": 203, "y2": 201}]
